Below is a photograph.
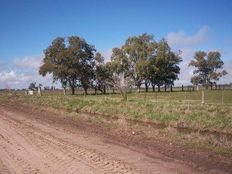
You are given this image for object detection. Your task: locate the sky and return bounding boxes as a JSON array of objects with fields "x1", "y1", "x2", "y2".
[{"x1": 0, "y1": 0, "x2": 232, "y2": 89}]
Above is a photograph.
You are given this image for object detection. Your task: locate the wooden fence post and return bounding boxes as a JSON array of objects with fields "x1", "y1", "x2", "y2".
[
  {"x1": 221, "y1": 90, "x2": 224, "y2": 104},
  {"x1": 202, "y1": 90, "x2": 205, "y2": 104}
]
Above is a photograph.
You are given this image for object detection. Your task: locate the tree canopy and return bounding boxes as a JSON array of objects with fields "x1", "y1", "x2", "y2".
[
  {"x1": 39, "y1": 34, "x2": 184, "y2": 97},
  {"x1": 189, "y1": 51, "x2": 227, "y2": 88},
  {"x1": 39, "y1": 36, "x2": 96, "y2": 95},
  {"x1": 28, "y1": 82, "x2": 37, "y2": 91}
]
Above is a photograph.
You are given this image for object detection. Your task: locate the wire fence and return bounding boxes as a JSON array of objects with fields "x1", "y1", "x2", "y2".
[
  {"x1": 2, "y1": 85, "x2": 232, "y2": 106},
  {"x1": 124, "y1": 90, "x2": 232, "y2": 105}
]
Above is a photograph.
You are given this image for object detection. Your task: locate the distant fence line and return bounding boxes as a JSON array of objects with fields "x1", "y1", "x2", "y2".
[
  {"x1": 74, "y1": 84, "x2": 232, "y2": 93},
  {"x1": 0, "y1": 84, "x2": 232, "y2": 93},
  {"x1": 1, "y1": 85, "x2": 232, "y2": 105}
]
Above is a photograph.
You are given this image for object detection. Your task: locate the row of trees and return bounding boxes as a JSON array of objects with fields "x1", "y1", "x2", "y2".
[
  {"x1": 39, "y1": 34, "x2": 182, "y2": 99},
  {"x1": 39, "y1": 34, "x2": 227, "y2": 99}
]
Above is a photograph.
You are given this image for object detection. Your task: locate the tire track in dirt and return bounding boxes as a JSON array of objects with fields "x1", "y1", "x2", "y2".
[
  {"x1": 0, "y1": 159, "x2": 10, "y2": 174},
  {"x1": 0, "y1": 127, "x2": 42, "y2": 174},
  {"x1": 30, "y1": 131, "x2": 139, "y2": 174},
  {"x1": 0, "y1": 109, "x2": 140, "y2": 174},
  {"x1": 1, "y1": 104, "x2": 223, "y2": 174}
]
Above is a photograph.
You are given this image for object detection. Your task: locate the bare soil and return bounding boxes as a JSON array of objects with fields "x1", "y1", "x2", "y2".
[{"x1": 0, "y1": 102, "x2": 231, "y2": 174}]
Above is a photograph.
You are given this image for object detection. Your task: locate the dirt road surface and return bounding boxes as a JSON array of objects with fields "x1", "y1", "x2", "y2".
[{"x1": 0, "y1": 103, "x2": 230, "y2": 174}]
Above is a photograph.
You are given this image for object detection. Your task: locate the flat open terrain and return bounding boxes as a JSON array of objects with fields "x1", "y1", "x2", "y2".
[
  {"x1": 0, "y1": 104, "x2": 199, "y2": 174},
  {"x1": 0, "y1": 101, "x2": 232, "y2": 174}
]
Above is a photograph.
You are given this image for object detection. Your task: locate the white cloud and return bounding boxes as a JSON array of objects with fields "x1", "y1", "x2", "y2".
[
  {"x1": 13, "y1": 55, "x2": 43, "y2": 69},
  {"x1": 0, "y1": 55, "x2": 56, "y2": 89},
  {"x1": 219, "y1": 60, "x2": 232, "y2": 84},
  {"x1": 174, "y1": 48, "x2": 195, "y2": 86},
  {"x1": 166, "y1": 26, "x2": 210, "y2": 86},
  {"x1": 0, "y1": 71, "x2": 31, "y2": 82},
  {"x1": 0, "y1": 69, "x2": 54, "y2": 89},
  {"x1": 0, "y1": 70, "x2": 33, "y2": 88},
  {"x1": 167, "y1": 25, "x2": 209, "y2": 48}
]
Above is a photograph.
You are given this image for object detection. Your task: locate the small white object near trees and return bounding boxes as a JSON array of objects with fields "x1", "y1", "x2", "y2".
[{"x1": 28, "y1": 90, "x2": 34, "y2": 95}]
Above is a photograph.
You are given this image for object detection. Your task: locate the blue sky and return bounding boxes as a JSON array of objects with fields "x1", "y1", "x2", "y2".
[{"x1": 0, "y1": 0, "x2": 232, "y2": 88}]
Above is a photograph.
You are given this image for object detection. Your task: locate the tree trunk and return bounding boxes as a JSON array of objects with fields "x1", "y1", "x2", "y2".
[
  {"x1": 137, "y1": 86, "x2": 141, "y2": 93},
  {"x1": 94, "y1": 87, "x2": 97, "y2": 95},
  {"x1": 152, "y1": 84, "x2": 155, "y2": 92},
  {"x1": 70, "y1": 78, "x2": 75, "y2": 95},
  {"x1": 103, "y1": 85, "x2": 106, "y2": 94},
  {"x1": 145, "y1": 82, "x2": 148, "y2": 92},
  {"x1": 63, "y1": 87, "x2": 66, "y2": 95},
  {"x1": 122, "y1": 92, "x2": 127, "y2": 101},
  {"x1": 170, "y1": 85, "x2": 173, "y2": 92},
  {"x1": 182, "y1": 85, "x2": 184, "y2": 91},
  {"x1": 158, "y1": 84, "x2": 160, "y2": 92},
  {"x1": 210, "y1": 84, "x2": 213, "y2": 90},
  {"x1": 164, "y1": 85, "x2": 167, "y2": 92},
  {"x1": 119, "y1": 88, "x2": 127, "y2": 101},
  {"x1": 71, "y1": 87, "x2": 75, "y2": 95},
  {"x1": 84, "y1": 88, "x2": 88, "y2": 95}
]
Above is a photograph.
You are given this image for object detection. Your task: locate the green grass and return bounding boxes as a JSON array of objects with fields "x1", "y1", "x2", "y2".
[{"x1": 2, "y1": 89, "x2": 232, "y2": 133}]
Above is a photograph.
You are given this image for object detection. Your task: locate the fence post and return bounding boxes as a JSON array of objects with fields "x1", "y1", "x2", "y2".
[
  {"x1": 221, "y1": 90, "x2": 224, "y2": 104},
  {"x1": 202, "y1": 90, "x2": 205, "y2": 104},
  {"x1": 37, "y1": 86, "x2": 42, "y2": 96}
]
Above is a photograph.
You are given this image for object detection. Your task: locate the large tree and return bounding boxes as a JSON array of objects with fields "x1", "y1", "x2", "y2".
[
  {"x1": 122, "y1": 34, "x2": 181, "y2": 92},
  {"x1": 39, "y1": 36, "x2": 96, "y2": 95},
  {"x1": 105, "y1": 48, "x2": 130, "y2": 100},
  {"x1": 149, "y1": 39, "x2": 182, "y2": 92},
  {"x1": 94, "y1": 52, "x2": 109, "y2": 94},
  {"x1": 123, "y1": 33, "x2": 157, "y2": 92},
  {"x1": 39, "y1": 37, "x2": 67, "y2": 92},
  {"x1": 189, "y1": 51, "x2": 227, "y2": 88}
]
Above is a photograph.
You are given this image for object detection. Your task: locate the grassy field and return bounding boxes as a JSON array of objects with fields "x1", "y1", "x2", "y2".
[{"x1": 2, "y1": 89, "x2": 232, "y2": 133}]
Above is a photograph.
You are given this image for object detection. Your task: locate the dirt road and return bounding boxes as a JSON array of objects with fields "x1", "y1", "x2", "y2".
[{"x1": 0, "y1": 104, "x2": 230, "y2": 174}]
